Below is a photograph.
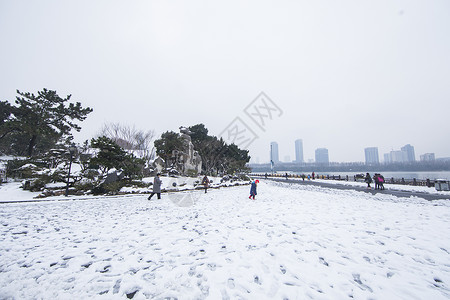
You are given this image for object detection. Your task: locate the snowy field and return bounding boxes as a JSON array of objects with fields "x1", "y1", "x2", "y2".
[{"x1": 0, "y1": 181, "x2": 449, "y2": 299}]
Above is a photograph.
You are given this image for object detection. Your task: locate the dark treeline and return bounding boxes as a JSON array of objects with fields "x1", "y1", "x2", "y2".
[{"x1": 250, "y1": 161, "x2": 450, "y2": 173}]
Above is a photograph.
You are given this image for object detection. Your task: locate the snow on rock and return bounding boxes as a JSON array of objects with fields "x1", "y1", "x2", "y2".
[
  {"x1": 0, "y1": 181, "x2": 449, "y2": 299},
  {"x1": 45, "y1": 182, "x2": 67, "y2": 189},
  {"x1": 16, "y1": 163, "x2": 37, "y2": 170}
]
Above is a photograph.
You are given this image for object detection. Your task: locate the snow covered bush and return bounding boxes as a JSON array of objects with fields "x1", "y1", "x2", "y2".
[
  {"x1": 101, "y1": 181, "x2": 126, "y2": 195},
  {"x1": 6, "y1": 159, "x2": 39, "y2": 178},
  {"x1": 185, "y1": 169, "x2": 198, "y2": 177},
  {"x1": 74, "y1": 178, "x2": 96, "y2": 193},
  {"x1": 89, "y1": 136, "x2": 145, "y2": 180},
  {"x1": 22, "y1": 178, "x2": 46, "y2": 192}
]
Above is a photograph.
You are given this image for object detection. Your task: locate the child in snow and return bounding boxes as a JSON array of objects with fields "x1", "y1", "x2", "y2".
[{"x1": 249, "y1": 179, "x2": 259, "y2": 200}]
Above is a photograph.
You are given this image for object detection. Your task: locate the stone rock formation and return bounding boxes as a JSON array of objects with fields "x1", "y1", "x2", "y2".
[{"x1": 153, "y1": 127, "x2": 202, "y2": 176}]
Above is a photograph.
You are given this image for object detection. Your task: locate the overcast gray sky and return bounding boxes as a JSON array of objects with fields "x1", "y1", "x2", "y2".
[{"x1": 1, "y1": 0, "x2": 449, "y2": 163}]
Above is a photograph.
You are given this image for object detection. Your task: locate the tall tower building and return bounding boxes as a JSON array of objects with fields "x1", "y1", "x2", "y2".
[
  {"x1": 315, "y1": 148, "x2": 329, "y2": 164},
  {"x1": 270, "y1": 142, "x2": 279, "y2": 164},
  {"x1": 364, "y1": 147, "x2": 379, "y2": 165},
  {"x1": 390, "y1": 150, "x2": 407, "y2": 163},
  {"x1": 294, "y1": 139, "x2": 304, "y2": 163},
  {"x1": 401, "y1": 144, "x2": 416, "y2": 162},
  {"x1": 420, "y1": 153, "x2": 435, "y2": 162}
]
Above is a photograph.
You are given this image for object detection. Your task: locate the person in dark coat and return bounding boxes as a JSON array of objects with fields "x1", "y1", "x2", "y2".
[
  {"x1": 249, "y1": 179, "x2": 259, "y2": 200},
  {"x1": 373, "y1": 174, "x2": 380, "y2": 190},
  {"x1": 365, "y1": 172, "x2": 372, "y2": 189},
  {"x1": 201, "y1": 175, "x2": 209, "y2": 193},
  {"x1": 148, "y1": 173, "x2": 162, "y2": 200}
]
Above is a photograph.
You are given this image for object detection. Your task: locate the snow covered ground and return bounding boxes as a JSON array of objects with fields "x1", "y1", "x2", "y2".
[
  {"x1": 0, "y1": 181, "x2": 449, "y2": 299},
  {"x1": 0, "y1": 175, "x2": 243, "y2": 203}
]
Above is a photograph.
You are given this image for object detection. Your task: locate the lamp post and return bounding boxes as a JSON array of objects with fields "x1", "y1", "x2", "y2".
[
  {"x1": 270, "y1": 144, "x2": 274, "y2": 175},
  {"x1": 65, "y1": 143, "x2": 78, "y2": 197}
]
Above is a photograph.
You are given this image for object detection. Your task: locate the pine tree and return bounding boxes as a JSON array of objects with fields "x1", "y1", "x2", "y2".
[
  {"x1": 0, "y1": 89, "x2": 93, "y2": 156},
  {"x1": 89, "y1": 136, "x2": 145, "y2": 179},
  {"x1": 188, "y1": 123, "x2": 250, "y2": 175},
  {"x1": 154, "y1": 131, "x2": 184, "y2": 168},
  {"x1": 89, "y1": 136, "x2": 127, "y2": 176}
]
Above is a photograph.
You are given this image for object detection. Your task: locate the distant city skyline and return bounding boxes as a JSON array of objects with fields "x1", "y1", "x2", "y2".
[
  {"x1": 384, "y1": 144, "x2": 416, "y2": 164},
  {"x1": 256, "y1": 140, "x2": 443, "y2": 165}
]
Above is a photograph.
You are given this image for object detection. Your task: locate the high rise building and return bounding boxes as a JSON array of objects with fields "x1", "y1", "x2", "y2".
[
  {"x1": 401, "y1": 144, "x2": 415, "y2": 162},
  {"x1": 364, "y1": 147, "x2": 379, "y2": 165},
  {"x1": 383, "y1": 153, "x2": 391, "y2": 164},
  {"x1": 390, "y1": 150, "x2": 407, "y2": 163},
  {"x1": 294, "y1": 139, "x2": 304, "y2": 163},
  {"x1": 270, "y1": 142, "x2": 279, "y2": 164},
  {"x1": 315, "y1": 148, "x2": 329, "y2": 164},
  {"x1": 420, "y1": 153, "x2": 435, "y2": 162}
]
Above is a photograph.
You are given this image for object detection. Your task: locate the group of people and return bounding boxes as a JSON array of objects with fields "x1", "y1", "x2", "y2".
[
  {"x1": 147, "y1": 173, "x2": 261, "y2": 201},
  {"x1": 149, "y1": 170, "x2": 387, "y2": 201},
  {"x1": 364, "y1": 172, "x2": 385, "y2": 190},
  {"x1": 148, "y1": 174, "x2": 211, "y2": 200}
]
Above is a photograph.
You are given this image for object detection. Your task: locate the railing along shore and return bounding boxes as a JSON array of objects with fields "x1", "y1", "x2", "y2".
[{"x1": 250, "y1": 173, "x2": 436, "y2": 187}]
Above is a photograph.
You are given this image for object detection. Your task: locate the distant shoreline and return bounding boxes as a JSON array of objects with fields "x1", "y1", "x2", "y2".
[
  {"x1": 251, "y1": 170, "x2": 450, "y2": 181},
  {"x1": 249, "y1": 161, "x2": 450, "y2": 174}
]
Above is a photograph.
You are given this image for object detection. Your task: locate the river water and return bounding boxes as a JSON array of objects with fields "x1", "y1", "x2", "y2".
[{"x1": 293, "y1": 171, "x2": 450, "y2": 181}]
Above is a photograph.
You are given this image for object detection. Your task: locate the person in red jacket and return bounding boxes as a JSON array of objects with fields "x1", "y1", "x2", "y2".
[{"x1": 249, "y1": 179, "x2": 259, "y2": 200}]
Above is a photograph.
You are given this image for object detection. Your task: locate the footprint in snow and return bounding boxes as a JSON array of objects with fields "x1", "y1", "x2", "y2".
[
  {"x1": 126, "y1": 290, "x2": 138, "y2": 299},
  {"x1": 207, "y1": 263, "x2": 216, "y2": 271},
  {"x1": 319, "y1": 257, "x2": 329, "y2": 266},
  {"x1": 227, "y1": 278, "x2": 235, "y2": 289},
  {"x1": 113, "y1": 279, "x2": 121, "y2": 294},
  {"x1": 352, "y1": 273, "x2": 373, "y2": 292},
  {"x1": 221, "y1": 289, "x2": 230, "y2": 300},
  {"x1": 81, "y1": 262, "x2": 92, "y2": 269}
]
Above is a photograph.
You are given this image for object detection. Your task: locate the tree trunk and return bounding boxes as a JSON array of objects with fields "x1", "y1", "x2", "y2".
[{"x1": 27, "y1": 135, "x2": 37, "y2": 157}]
